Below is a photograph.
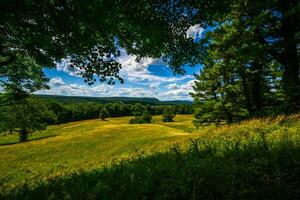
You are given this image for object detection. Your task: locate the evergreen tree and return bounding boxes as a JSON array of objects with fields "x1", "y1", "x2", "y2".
[{"x1": 191, "y1": 5, "x2": 296, "y2": 126}]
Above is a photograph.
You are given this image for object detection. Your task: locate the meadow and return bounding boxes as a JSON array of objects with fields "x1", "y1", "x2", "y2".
[
  {"x1": 0, "y1": 115, "x2": 201, "y2": 188},
  {"x1": 1, "y1": 114, "x2": 299, "y2": 199}
]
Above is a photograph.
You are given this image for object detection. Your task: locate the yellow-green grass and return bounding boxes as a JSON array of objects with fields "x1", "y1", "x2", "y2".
[
  {"x1": 0, "y1": 115, "x2": 204, "y2": 189},
  {"x1": 1, "y1": 114, "x2": 299, "y2": 192}
]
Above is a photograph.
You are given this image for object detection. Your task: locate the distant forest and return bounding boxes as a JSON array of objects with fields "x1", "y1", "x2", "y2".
[
  {"x1": 37, "y1": 95, "x2": 193, "y2": 105},
  {"x1": 0, "y1": 95, "x2": 193, "y2": 129}
]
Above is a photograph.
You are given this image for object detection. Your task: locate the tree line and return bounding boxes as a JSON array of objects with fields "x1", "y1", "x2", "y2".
[
  {"x1": 46, "y1": 100, "x2": 192, "y2": 124},
  {"x1": 0, "y1": 94, "x2": 193, "y2": 141},
  {"x1": 0, "y1": 1, "x2": 298, "y2": 136}
]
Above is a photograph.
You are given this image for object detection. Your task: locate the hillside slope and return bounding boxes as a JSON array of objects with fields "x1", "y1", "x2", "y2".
[
  {"x1": 0, "y1": 115, "x2": 198, "y2": 188},
  {"x1": 37, "y1": 95, "x2": 193, "y2": 105},
  {"x1": 1, "y1": 115, "x2": 299, "y2": 199}
]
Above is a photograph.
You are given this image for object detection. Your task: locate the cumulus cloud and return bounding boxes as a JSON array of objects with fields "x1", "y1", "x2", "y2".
[
  {"x1": 166, "y1": 83, "x2": 179, "y2": 89},
  {"x1": 37, "y1": 83, "x2": 155, "y2": 99},
  {"x1": 38, "y1": 83, "x2": 114, "y2": 97},
  {"x1": 37, "y1": 78, "x2": 196, "y2": 101},
  {"x1": 47, "y1": 46, "x2": 197, "y2": 101},
  {"x1": 180, "y1": 80, "x2": 195, "y2": 90},
  {"x1": 149, "y1": 82, "x2": 160, "y2": 90},
  {"x1": 55, "y1": 47, "x2": 192, "y2": 85},
  {"x1": 55, "y1": 59, "x2": 83, "y2": 77},
  {"x1": 117, "y1": 49, "x2": 155, "y2": 73},
  {"x1": 49, "y1": 77, "x2": 65, "y2": 86},
  {"x1": 117, "y1": 48, "x2": 194, "y2": 84},
  {"x1": 186, "y1": 24, "x2": 204, "y2": 40},
  {"x1": 162, "y1": 80, "x2": 195, "y2": 100}
]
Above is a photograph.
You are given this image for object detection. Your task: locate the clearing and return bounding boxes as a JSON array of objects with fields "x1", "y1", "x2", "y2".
[{"x1": 0, "y1": 115, "x2": 203, "y2": 188}]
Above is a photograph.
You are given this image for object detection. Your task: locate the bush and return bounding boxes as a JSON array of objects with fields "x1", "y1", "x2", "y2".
[
  {"x1": 162, "y1": 107, "x2": 176, "y2": 122},
  {"x1": 129, "y1": 111, "x2": 152, "y2": 124},
  {"x1": 99, "y1": 108, "x2": 109, "y2": 121}
]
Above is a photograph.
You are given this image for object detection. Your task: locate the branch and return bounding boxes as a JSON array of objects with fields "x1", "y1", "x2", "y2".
[
  {"x1": 0, "y1": 54, "x2": 15, "y2": 67},
  {"x1": 256, "y1": 29, "x2": 285, "y2": 65},
  {"x1": 0, "y1": 79, "x2": 9, "y2": 86}
]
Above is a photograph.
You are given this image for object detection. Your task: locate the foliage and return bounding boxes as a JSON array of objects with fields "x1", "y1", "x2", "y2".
[
  {"x1": 99, "y1": 108, "x2": 109, "y2": 121},
  {"x1": 0, "y1": 53, "x2": 49, "y2": 101},
  {"x1": 40, "y1": 101, "x2": 193, "y2": 125},
  {"x1": 162, "y1": 107, "x2": 176, "y2": 122},
  {"x1": 191, "y1": 0, "x2": 299, "y2": 125},
  {"x1": 130, "y1": 103, "x2": 145, "y2": 117},
  {"x1": 0, "y1": 97, "x2": 55, "y2": 142},
  {"x1": 1, "y1": 116, "x2": 299, "y2": 199},
  {"x1": 1, "y1": 0, "x2": 198, "y2": 86},
  {"x1": 0, "y1": 95, "x2": 192, "y2": 142},
  {"x1": 0, "y1": 53, "x2": 50, "y2": 140},
  {"x1": 39, "y1": 95, "x2": 193, "y2": 106},
  {"x1": 1, "y1": 0, "x2": 298, "y2": 117},
  {"x1": 129, "y1": 111, "x2": 153, "y2": 124}
]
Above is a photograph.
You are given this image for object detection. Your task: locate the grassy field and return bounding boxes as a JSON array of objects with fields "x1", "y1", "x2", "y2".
[
  {"x1": 1, "y1": 114, "x2": 299, "y2": 199},
  {"x1": 0, "y1": 115, "x2": 204, "y2": 188}
]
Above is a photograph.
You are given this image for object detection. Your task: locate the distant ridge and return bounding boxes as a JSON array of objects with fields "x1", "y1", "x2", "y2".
[{"x1": 37, "y1": 95, "x2": 192, "y2": 105}]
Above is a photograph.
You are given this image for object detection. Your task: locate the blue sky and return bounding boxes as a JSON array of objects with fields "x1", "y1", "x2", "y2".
[{"x1": 37, "y1": 25, "x2": 204, "y2": 101}]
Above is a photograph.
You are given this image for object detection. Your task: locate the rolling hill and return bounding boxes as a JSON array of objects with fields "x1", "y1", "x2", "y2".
[{"x1": 37, "y1": 95, "x2": 193, "y2": 105}]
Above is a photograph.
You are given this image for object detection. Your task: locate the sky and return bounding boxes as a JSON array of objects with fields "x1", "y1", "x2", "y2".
[{"x1": 36, "y1": 25, "x2": 204, "y2": 101}]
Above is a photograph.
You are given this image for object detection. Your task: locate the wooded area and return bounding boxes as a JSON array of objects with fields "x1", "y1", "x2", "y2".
[
  {"x1": 1, "y1": 0, "x2": 299, "y2": 141},
  {"x1": 0, "y1": 1, "x2": 299, "y2": 199}
]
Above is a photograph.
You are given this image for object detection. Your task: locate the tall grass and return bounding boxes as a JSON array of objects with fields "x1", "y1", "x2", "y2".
[{"x1": 1, "y1": 116, "x2": 299, "y2": 199}]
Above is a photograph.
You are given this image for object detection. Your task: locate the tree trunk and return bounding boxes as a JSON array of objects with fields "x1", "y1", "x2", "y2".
[
  {"x1": 251, "y1": 61, "x2": 263, "y2": 113},
  {"x1": 281, "y1": 17, "x2": 299, "y2": 113},
  {"x1": 240, "y1": 67, "x2": 253, "y2": 115},
  {"x1": 19, "y1": 128, "x2": 28, "y2": 142}
]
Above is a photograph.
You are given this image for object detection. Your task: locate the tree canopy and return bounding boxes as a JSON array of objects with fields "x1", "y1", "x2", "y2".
[
  {"x1": 0, "y1": 96, "x2": 54, "y2": 142},
  {"x1": 0, "y1": 0, "x2": 200, "y2": 89},
  {"x1": 0, "y1": 0, "x2": 299, "y2": 127},
  {"x1": 191, "y1": 0, "x2": 299, "y2": 125}
]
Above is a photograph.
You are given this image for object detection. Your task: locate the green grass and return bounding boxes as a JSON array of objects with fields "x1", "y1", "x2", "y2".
[
  {"x1": 0, "y1": 115, "x2": 200, "y2": 188},
  {"x1": 1, "y1": 114, "x2": 299, "y2": 199}
]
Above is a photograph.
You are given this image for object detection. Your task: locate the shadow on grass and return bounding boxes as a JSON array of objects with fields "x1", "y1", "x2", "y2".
[
  {"x1": 1, "y1": 130, "x2": 299, "y2": 200},
  {"x1": 0, "y1": 135, "x2": 57, "y2": 146}
]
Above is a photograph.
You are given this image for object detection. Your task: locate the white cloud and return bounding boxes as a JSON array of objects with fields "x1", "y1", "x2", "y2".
[
  {"x1": 166, "y1": 83, "x2": 179, "y2": 89},
  {"x1": 55, "y1": 47, "x2": 192, "y2": 86},
  {"x1": 55, "y1": 59, "x2": 83, "y2": 77},
  {"x1": 186, "y1": 24, "x2": 204, "y2": 39},
  {"x1": 38, "y1": 80, "x2": 113, "y2": 97},
  {"x1": 117, "y1": 49, "x2": 155, "y2": 73},
  {"x1": 180, "y1": 80, "x2": 195, "y2": 90},
  {"x1": 37, "y1": 78, "x2": 196, "y2": 101},
  {"x1": 116, "y1": 48, "x2": 194, "y2": 84},
  {"x1": 49, "y1": 77, "x2": 65, "y2": 86},
  {"x1": 161, "y1": 80, "x2": 195, "y2": 100},
  {"x1": 149, "y1": 82, "x2": 160, "y2": 90},
  {"x1": 47, "y1": 47, "x2": 197, "y2": 101}
]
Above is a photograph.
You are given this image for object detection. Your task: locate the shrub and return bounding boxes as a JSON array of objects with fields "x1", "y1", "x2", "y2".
[
  {"x1": 129, "y1": 111, "x2": 152, "y2": 124},
  {"x1": 162, "y1": 107, "x2": 176, "y2": 122},
  {"x1": 99, "y1": 108, "x2": 109, "y2": 121}
]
